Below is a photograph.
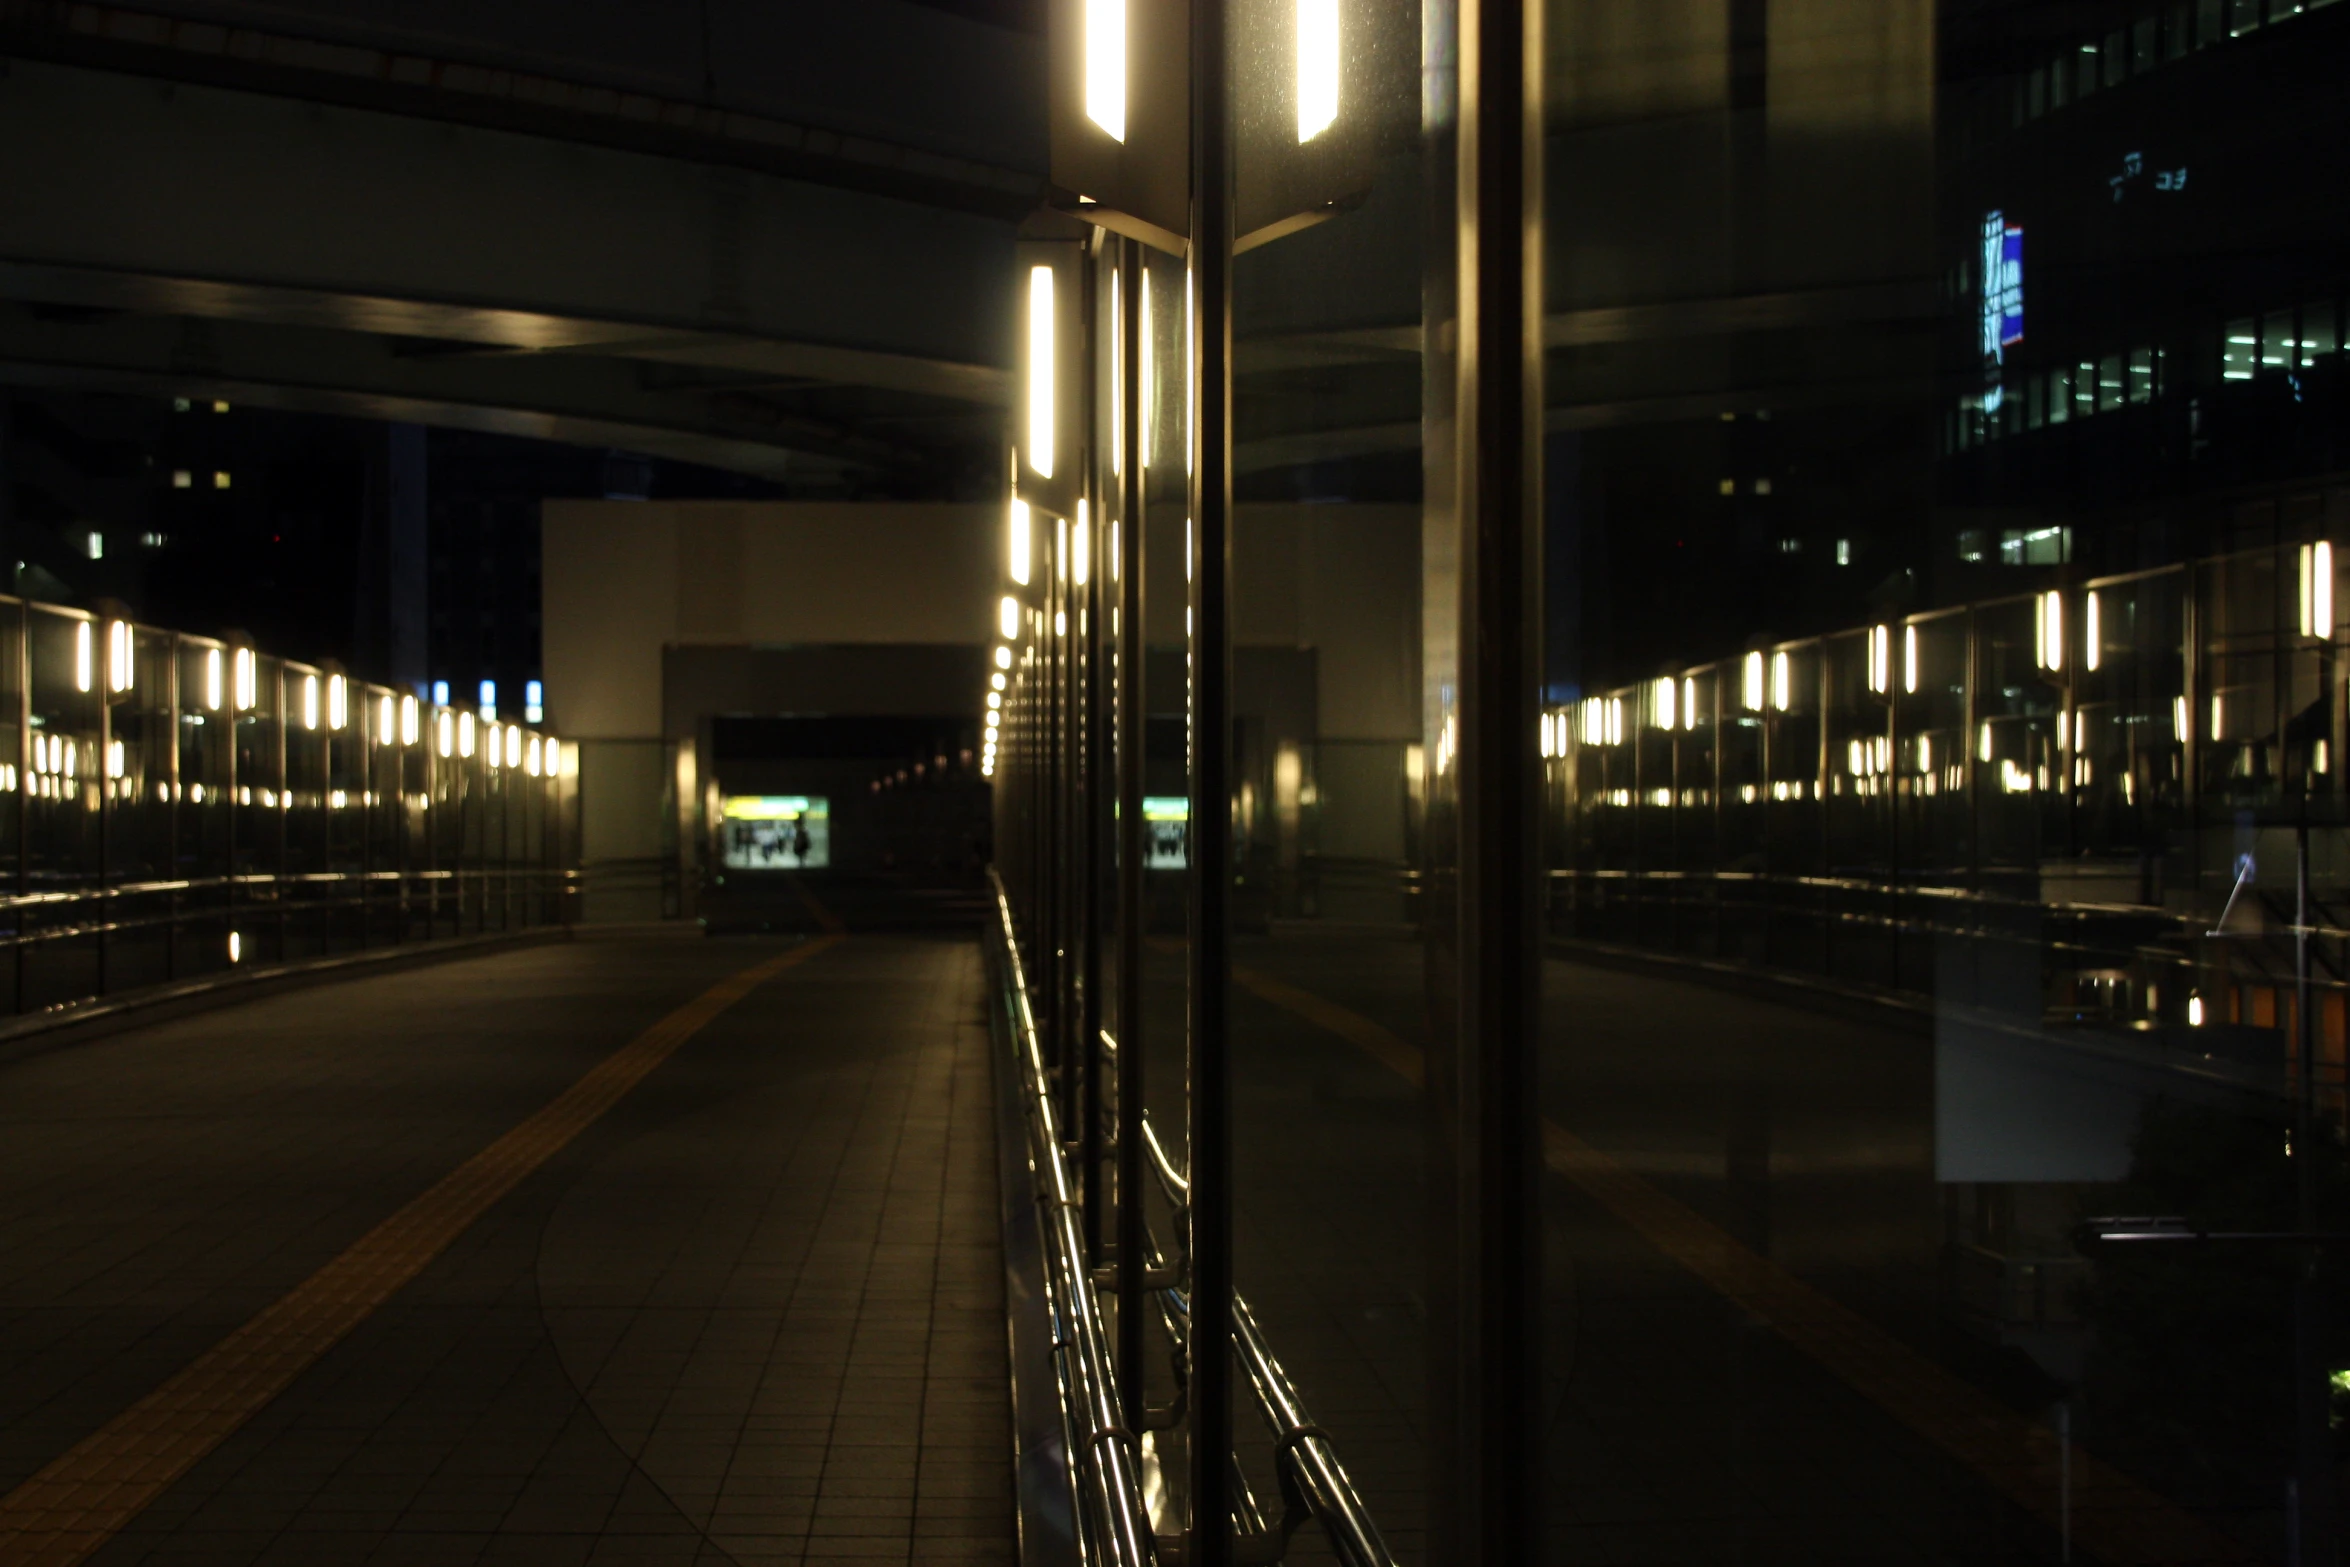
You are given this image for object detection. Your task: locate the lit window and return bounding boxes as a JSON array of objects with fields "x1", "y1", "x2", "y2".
[
  {"x1": 2223, "y1": 319, "x2": 2258, "y2": 381},
  {"x1": 85, "y1": 531, "x2": 103, "y2": 561},
  {"x1": 1835, "y1": 539, "x2": 1851, "y2": 566},
  {"x1": 171, "y1": 470, "x2": 191, "y2": 489},
  {"x1": 2301, "y1": 302, "x2": 2339, "y2": 363},
  {"x1": 212, "y1": 471, "x2": 230, "y2": 490},
  {"x1": 2260, "y1": 309, "x2": 2296, "y2": 374},
  {"x1": 211, "y1": 400, "x2": 230, "y2": 414}
]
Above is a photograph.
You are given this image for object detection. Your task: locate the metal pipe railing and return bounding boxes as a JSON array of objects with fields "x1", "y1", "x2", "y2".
[
  {"x1": 1136, "y1": 1094, "x2": 1399, "y2": 1567},
  {"x1": 987, "y1": 870, "x2": 1156, "y2": 1566}
]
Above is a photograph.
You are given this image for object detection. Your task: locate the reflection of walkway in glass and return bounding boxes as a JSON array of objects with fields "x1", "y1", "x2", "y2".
[{"x1": 1165, "y1": 933, "x2": 2251, "y2": 1565}]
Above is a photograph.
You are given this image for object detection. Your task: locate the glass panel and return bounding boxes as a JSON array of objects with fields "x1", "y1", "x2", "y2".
[
  {"x1": 25, "y1": 609, "x2": 100, "y2": 1010},
  {"x1": 2302, "y1": 299, "x2": 2339, "y2": 361}
]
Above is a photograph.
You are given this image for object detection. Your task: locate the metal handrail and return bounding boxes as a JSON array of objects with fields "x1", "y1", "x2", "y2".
[
  {"x1": 1135, "y1": 1101, "x2": 1399, "y2": 1567},
  {"x1": 986, "y1": 871, "x2": 1155, "y2": 1566}
]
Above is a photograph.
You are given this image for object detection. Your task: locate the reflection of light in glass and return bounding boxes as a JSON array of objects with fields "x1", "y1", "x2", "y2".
[
  {"x1": 1074, "y1": 499, "x2": 1090, "y2": 585},
  {"x1": 328, "y1": 674, "x2": 348, "y2": 731},
  {"x1": 1867, "y1": 625, "x2": 1890, "y2": 694},
  {"x1": 1009, "y1": 498, "x2": 1032, "y2": 586},
  {"x1": 1741, "y1": 651, "x2": 1764, "y2": 712},
  {"x1": 1770, "y1": 651, "x2": 1791, "y2": 711},
  {"x1": 2035, "y1": 590, "x2": 2064, "y2": 671},
  {"x1": 1028, "y1": 266, "x2": 1055, "y2": 479},
  {"x1": 74, "y1": 620, "x2": 92, "y2": 693},
  {"x1": 2301, "y1": 540, "x2": 2334, "y2": 638},
  {"x1": 1903, "y1": 625, "x2": 1919, "y2": 693},
  {"x1": 2188, "y1": 993, "x2": 2205, "y2": 1026},
  {"x1": 108, "y1": 621, "x2": 134, "y2": 694},
  {"x1": 2085, "y1": 591, "x2": 2102, "y2": 671},
  {"x1": 1001, "y1": 596, "x2": 1021, "y2": 639},
  {"x1": 1297, "y1": 0, "x2": 1339, "y2": 142},
  {"x1": 234, "y1": 648, "x2": 256, "y2": 711},
  {"x1": 525, "y1": 679, "x2": 543, "y2": 724},
  {"x1": 206, "y1": 648, "x2": 223, "y2": 711},
  {"x1": 302, "y1": 674, "x2": 319, "y2": 731},
  {"x1": 228, "y1": 931, "x2": 241, "y2": 964},
  {"x1": 1085, "y1": 0, "x2": 1125, "y2": 141}
]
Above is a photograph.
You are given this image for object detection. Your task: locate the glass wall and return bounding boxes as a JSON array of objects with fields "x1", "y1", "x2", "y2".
[
  {"x1": 0, "y1": 601, "x2": 576, "y2": 1023},
  {"x1": 991, "y1": 0, "x2": 2350, "y2": 1562}
]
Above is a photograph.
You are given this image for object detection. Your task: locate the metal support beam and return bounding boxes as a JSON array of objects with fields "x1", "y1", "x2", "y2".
[{"x1": 1185, "y1": 0, "x2": 1236, "y2": 1558}]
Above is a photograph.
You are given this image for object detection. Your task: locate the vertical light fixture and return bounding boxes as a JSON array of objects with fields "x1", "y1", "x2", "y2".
[
  {"x1": 1110, "y1": 272, "x2": 1123, "y2": 479},
  {"x1": 1085, "y1": 0, "x2": 1126, "y2": 141},
  {"x1": 328, "y1": 674, "x2": 348, "y2": 731},
  {"x1": 1771, "y1": 650, "x2": 1792, "y2": 711},
  {"x1": 2300, "y1": 540, "x2": 2334, "y2": 638},
  {"x1": 1654, "y1": 676, "x2": 1676, "y2": 730},
  {"x1": 401, "y1": 694, "x2": 420, "y2": 746},
  {"x1": 1000, "y1": 595, "x2": 1022, "y2": 640},
  {"x1": 74, "y1": 621, "x2": 92, "y2": 694},
  {"x1": 1140, "y1": 267, "x2": 1155, "y2": 471},
  {"x1": 1868, "y1": 625, "x2": 1890, "y2": 695},
  {"x1": 379, "y1": 694, "x2": 396, "y2": 745},
  {"x1": 205, "y1": 648, "x2": 223, "y2": 712},
  {"x1": 1074, "y1": 499, "x2": 1091, "y2": 585},
  {"x1": 1742, "y1": 651, "x2": 1764, "y2": 712},
  {"x1": 1297, "y1": 0, "x2": 1339, "y2": 142},
  {"x1": 1028, "y1": 265, "x2": 1056, "y2": 479},
  {"x1": 458, "y1": 711, "x2": 476, "y2": 759},
  {"x1": 302, "y1": 673, "x2": 319, "y2": 731},
  {"x1": 2085, "y1": 592, "x2": 2102, "y2": 671},
  {"x1": 233, "y1": 647, "x2": 256, "y2": 711},
  {"x1": 1902, "y1": 625, "x2": 1919, "y2": 693},
  {"x1": 2036, "y1": 590, "x2": 2065, "y2": 672},
  {"x1": 1010, "y1": 498, "x2": 1033, "y2": 585}
]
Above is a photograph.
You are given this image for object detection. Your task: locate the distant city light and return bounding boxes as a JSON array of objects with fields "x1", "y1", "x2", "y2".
[
  {"x1": 432, "y1": 680, "x2": 449, "y2": 707},
  {"x1": 479, "y1": 679, "x2": 497, "y2": 720},
  {"x1": 525, "y1": 679, "x2": 544, "y2": 723}
]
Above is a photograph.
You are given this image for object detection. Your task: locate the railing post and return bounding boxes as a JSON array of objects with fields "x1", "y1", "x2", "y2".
[
  {"x1": 1186, "y1": 0, "x2": 1236, "y2": 1553},
  {"x1": 1114, "y1": 234, "x2": 1149, "y2": 1408}
]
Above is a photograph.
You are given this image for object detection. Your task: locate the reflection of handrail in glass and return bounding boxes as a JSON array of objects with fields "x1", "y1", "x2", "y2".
[
  {"x1": 1133, "y1": 1097, "x2": 1399, "y2": 1567},
  {"x1": 985, "y1": 873, "x2": 1155, "y2": 1567}
]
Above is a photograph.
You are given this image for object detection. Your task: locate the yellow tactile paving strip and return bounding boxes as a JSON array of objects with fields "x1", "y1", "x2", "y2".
[
  {"x1": 1230, "y1": 962, "x2": 2256, "y2": 1566},
  {"x1": 0, "y1": 935, "x2": 842, "y2": 1567}
]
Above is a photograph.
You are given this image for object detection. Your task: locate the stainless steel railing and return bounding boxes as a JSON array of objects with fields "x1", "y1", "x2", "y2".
[
  {"x1": 986, "y1": 871, "x2": 1156, "y2": 1566},
  {"x1": 1136, "y1": 1111, "x2": 1399, "y2": 1567}
]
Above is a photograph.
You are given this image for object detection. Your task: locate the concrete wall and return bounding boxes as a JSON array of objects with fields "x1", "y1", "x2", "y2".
[
  {"x1": 544, "y1": 499, "x2": 998, "y2": 918},
  {"x1": 544, "y1": 498, "x2": 1421, "y2": 919},
  {"x1": 543, "y1": 500, "x2": 1000, "y2": 739}
]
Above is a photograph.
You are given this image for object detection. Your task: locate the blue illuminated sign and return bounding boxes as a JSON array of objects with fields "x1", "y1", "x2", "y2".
[{"x1": 1981, "y1": 210, "x2": 2024, "y2": 363}]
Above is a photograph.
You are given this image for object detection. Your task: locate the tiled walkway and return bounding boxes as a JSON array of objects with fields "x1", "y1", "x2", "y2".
[{"x1": 0, "y1": 933, "x2": 1011, "y2": 1567}]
